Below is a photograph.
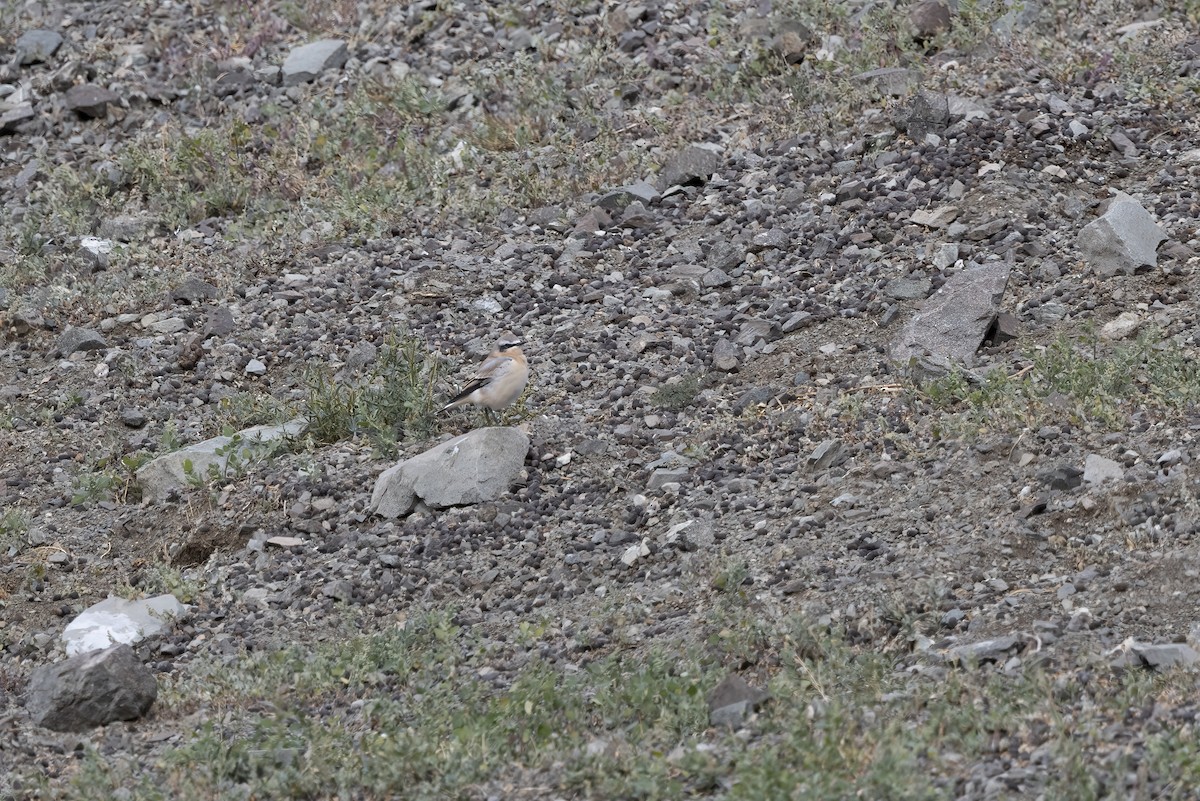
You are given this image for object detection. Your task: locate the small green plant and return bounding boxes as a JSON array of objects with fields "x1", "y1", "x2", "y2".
[
  {"x1": 69, "y1": 450, "x2": 154, "y2": 507},
  {"x1": 69, "y1": 471, "x2": 122, "y2": 507},
  {"x1": 305, "y1": 333, "x2": 442, "y2": 453},
  {"x1": 0, "y1": 507, "x2": 31, "y2": 555},
  {"x1": 214, "y1": 391, "x2": 293, "y2": 430},
  {"x1": 181, "y1": 432, "x2": 288, "y2": 489},
  {"x1": 133, "y1": 562, "x2": 203, "y2": 604},
  {"x1": 651, "y1": 374, "x2": 702, "y2": 411}
]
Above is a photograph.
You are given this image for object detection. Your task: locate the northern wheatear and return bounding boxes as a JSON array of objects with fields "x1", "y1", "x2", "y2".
[{"x1": 442, "y1": 335, "x2": 529, "y2": 425}]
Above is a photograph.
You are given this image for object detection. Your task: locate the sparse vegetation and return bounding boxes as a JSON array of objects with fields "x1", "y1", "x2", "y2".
[
  {"x1": 305, "y1": 333, "x2": 443, "y2": 453},
  {"x1": 651, "y1": 374, "x2": 702, "y2": 411},
  {"x1": 919, "y1": 329, "x2": 1200, "y2": 435},
  {"x1": 0, "y1": 508, "x2": 31, "y2": 555},
  {"x1": 20, "y1": 607, "x2": 1200, "y2": 801}
]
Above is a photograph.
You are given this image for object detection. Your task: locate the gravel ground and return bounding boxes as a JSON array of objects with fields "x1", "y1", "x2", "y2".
[{"x1": 3, "y1": 0, "x2": 1200, "y2": 797}]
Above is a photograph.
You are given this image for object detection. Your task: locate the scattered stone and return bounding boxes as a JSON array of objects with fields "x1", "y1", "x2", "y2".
[
  {"x1": 910, "y1": 0, "x2": 952, "y2": 38},
  {"x1": 712, "y1": 338, "x2": 740, "y2": 372},
  {"x1": 61, "y1": 595, "x2": 188, "y2": 656},
  {"x1": 16, "y1": 30, "x2": 64, "y2": 64},
  {"x1": 988, "y1": 312, "x2": 1020, "y2": 344},
  {"x1": 1111, "y1": 639, "x2": 1200, "y2": 671},
  {"x1": 322, "y1": 579, "x2": 354, "y2": 602},
  {"x1": 1038, "y1": 466, "x2": 1083, "y2": 491},
  {"x1": 137, "y1": 419, "x2": 308, "y2": 502},
  {"x1": 911, "y1": 206, "x2": 959, "y2": 228},
  {"x1": 1082, "y1": 454, "x2": 1123, "y2": 485},
  {"x1": 707, "y1": 673, "x2": 769, "y2": 728},
  {"x1": 282, "y1": 39, "x2": 350, "y2": 86},
  {"x1": 888, "y1": 261, "x2": 1010, "y2": 372},
  {"x1": 1078, "y1": 193, "x2": 1167, "y2": 276},
  {"x1": 658, "y1": 143, "x2": 721, "y2": 190},
  {"x1": 620, "y1": 539, "x2": 650, "y2": 566},
  {"x1": 65, "y1": 85, "x2": 120, "y2": 118},
  {"x1": 370, "y1": 427, "x2": 530, "y2": 518},
  {"x1": 26, "y1": 644, "x2": 157, "y2": 732},
  {"x1": 885, "y1": 276, "x2": 932, "y2": 300},
  {"x1": 119, "y1": 407, "x2": 147, "y2": 428},
  {"x1": 266, "y1": 536, "x2": 305, "y2": 548},
  {"x1": 808, "y1": 439, "x2": 846, "y2": 470},
  {"x1": 58, "y1": 326, "x2": 108, "y2": 355},
  {"x1": 244, "y1": 358, "x2": 267, "y2": 375},
  {"x1": 1099, "y1": 311, "x2": 1141, "y2": 340},
  {"x1": 171, "y1": 277, "x2": 219, "y2": 304},
  {"x1": 0, "y1": 103, "x2": 36, "y2": 134},
  {"x1": 79, "y1": 237, "x2": 113, "y2": 271},
  {"x1": 905, "y1": 91, "x2": 950, "y2": 139},
  {"x1": 647, "y1": 467, "x2": 688, "y2": 491},
  {"x1": 945, "y1": 635, "x2": 1023, "y2": 665}
]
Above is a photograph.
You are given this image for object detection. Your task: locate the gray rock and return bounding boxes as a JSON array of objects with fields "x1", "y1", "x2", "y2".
[
  {"x1": 26, "y1": 645, "x2": 157, "y2": 732},
  {"x1": 58, "y1": 326, "x2": 108, "y2": 355},
  {"x1": 648, "y1": 467, "x2": 688, "y2": 491},
  {"x1": 906, "y1": 91, "x2": 950, "y2": 139},
  {"x1": 65, "y1": 84, "x2": 120, "y2": 118},
  {"x1": 370, "y1": 427, "x2": 530, "y2": 518},
  {"x1": 658, "y1": 143, "x2": 721, "y2": 190},
  {"x1": 712, "y1": 338, "x2": 740, "y2": 372},
  {"x1": 322, "y1": 579, "x2": 353, "y2": 603},
  {"x1": 1082, "y1": 453, "x2": 1123, "y2": 485},
  {"x1": 1078, "y1": 193, "x2": 1166, "y2": 276},
  {"x1": 595, "y1": 181, "x2": 660, "y2": 211},
  {"x1": 61, "y1": 594, "x2": 188, "y2": 656},
  {"x1": 79, "y1": 237, "x2": 113, "y2": 271},
  {"x1": 885, "y1": 276, "x2": 932, "y2": 300},
  {"x1": 1038, "y1": 465, "x2": 1083, "y2": 491},
  {"x1": 888, "y1": 261, "x2": 1010, "y2": 372},
  {"x1": 708, "y1": 241, "x2": 745, "y2": 270},
  {"x1": 0, "y1": 103, "x2": 35, "y2": 134},
  {"x1": 735, "y1": 318, "x2": 777, "y2": 347},
  {"x1": 120, "y1": 408, "x2": 147, "y2": 428},
  {"x1": 100, "y1": 214, "x2": 160, "y2": 242},
  {"x1": 1111, "y1": 641, "x2": 1200, "y2": 671},
  {"x1": 808, "y1": 439, "x2": 846, "y2": 470},
  {"x1": 733, "y1": 386, "x2": 774, "y2": 414},
  {"x1": 945, "y1": 635, "x2": 1022, "y2": 665},
  {"x1": 137, "y1": 419, "x2": 307, "y2": 502},
  {"x1": 204, "y1": 306, "x2": 235, "y2": 337},
  {"x1": 910, "y1": 0, "x2": 952, "y2": 37},
  {"x1": 16, "y1": 29, "x2": 63, "y2": 65},
  {"x1": 910, "y1": 206, "x2": 959, "y2": 228},
  {"x1": 707, "y1": 673, "x2": 768, "y2": 728},
  {"x1": 171, "y1": 277, "x2": 219, "y2": 304},
  {"x1": 282, "y1": 39, "x2": 350, "y2": 87}
]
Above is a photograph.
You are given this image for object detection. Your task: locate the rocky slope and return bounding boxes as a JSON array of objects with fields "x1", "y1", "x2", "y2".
[{"x1": 3, "y1": 0, "x2": 1200, "y2": 797}]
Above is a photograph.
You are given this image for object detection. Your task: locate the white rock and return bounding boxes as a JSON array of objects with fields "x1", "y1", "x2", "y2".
[{"x1": 62, "y1": 594, "x2": 188, "y2": 656}]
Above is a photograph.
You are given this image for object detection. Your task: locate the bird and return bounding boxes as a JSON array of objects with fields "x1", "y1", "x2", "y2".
[{"x1": 441, "y1": 335, "x2": 529, "y2": 426}]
